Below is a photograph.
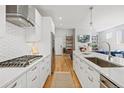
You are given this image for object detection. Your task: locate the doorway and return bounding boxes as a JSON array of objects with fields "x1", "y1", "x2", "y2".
[
  {"x1": 55, "y1": 37, "x2": 63, "y2": 55},
  {"x1": 55, "y1": 28, "x2": 75, "y2": 56}
]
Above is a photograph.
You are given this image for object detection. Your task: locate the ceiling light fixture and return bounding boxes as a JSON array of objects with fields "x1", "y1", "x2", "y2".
[
  {"x1": 89, "y1": 6, "x2": 94, "y2": 31},
  {"x1": 59, "y1": 16, "x2": 62, "y2": 20},
  {"x1": 60, "y1": 23, "x2": 63, "y2": 26}
]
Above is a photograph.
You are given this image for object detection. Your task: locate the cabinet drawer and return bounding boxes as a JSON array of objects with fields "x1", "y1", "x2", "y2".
[
  {"x1": 7, "y1": 74, "x2": 26, "y2": 88},
  {"x1": 28, "y1": 65, "x2": 39, "y2": 77},
  {"x1": 76, "y1": 57, "x2": 100, "y2": 88},
  {"x1": 87, "y1": 65, "x2": 100, "y2": 81},
  {"x1": 27, "y1": 64, "x2": 40, "y2": 88},
  {"x1": 86, "y1": 73, "x2": 100, "y2": 88},
  {"x1": 7, "y1": 81, "x2": 19, "y2": 88}
]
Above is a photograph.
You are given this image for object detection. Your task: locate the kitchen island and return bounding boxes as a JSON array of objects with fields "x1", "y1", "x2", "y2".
[{"x1": 73, "y1": 50, "x2": 124, "y2": 88}]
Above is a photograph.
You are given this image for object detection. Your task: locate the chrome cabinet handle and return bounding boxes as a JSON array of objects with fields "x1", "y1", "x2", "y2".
[
  {"x1": 32, "y1": 76, "x2": 37, "y2": 82},
  {"x1": 42, "y1": 59, "x2": 45, "y2": 62},
  {"x1": 42, "y1": 67, "x2": 45, "y2": 70},
  {"x1": 31, "y1": 66, "x2": 37, "y2": 71},
  {"x1": 11, "y1": 82, "x2": 17, "y2": 88},
  {"x1": 80, "y1": 66, "x2": 83, "y2": 70},
  {"x1": 88, "y1": 67, "x2": 94, "y2": 71},
  {"x1": 47, "y1": 69, "x2": 49, "y2": 72},
  {"x1": 88, "y1": 76, "x2": 93, "y2": 82},
  {"x1": 80, "y1": 59, "x2": 84, "y2": 62}
]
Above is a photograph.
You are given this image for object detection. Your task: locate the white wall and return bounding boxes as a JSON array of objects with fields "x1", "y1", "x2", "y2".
[
  {"x1": 55, "y1": 28, "x2": 74, "y2": 55},
  {"x1": 98, "y1": 24, "x2": 124, "y2": 51},
  {"x1": 55, "y1": 28, "x2": 74, "y2": 48}
]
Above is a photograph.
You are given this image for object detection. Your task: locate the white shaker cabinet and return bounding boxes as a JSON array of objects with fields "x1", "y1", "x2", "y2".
[
  {"x1": 27, "y1": 63, "x2": 41, "y2": 88},
  {"x1": 27, "y1": 55, "x2": 51, "y2": 88},
  {"x1": 41, "y1": 17, "x2": 54, "y2": 55},
  {"x1": 0, "y1": 5, "x2": 5, "y2": 37},
  {"x1": 73, "y1": 54, "x2": 100, "y2": 88},
  {"x1": 25, "y1": 9, "x2": 42, "y2": 42},
  {"x1": 39, "y1": 59, "x2": 46, "y2": 87},
  {"x1": 7, "y1": 73, "x2": 27, "y2": 88},
  {"x1": 6, "y1": 55, "x2": 51, "y2": 88},
  {"x1": 86, "y1": 65, "x2": 100, "y2": 88},
  {"x1": 78, "y1": 58, "x2": 88, "y2": 87},
  {"x1": 40, "y1": 55, "x2": 51, "y2": 87}
]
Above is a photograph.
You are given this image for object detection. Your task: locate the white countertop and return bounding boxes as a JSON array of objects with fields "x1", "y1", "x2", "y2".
[
  {"x1": 0, "y1": 54, "x2": 49, "y2": 88},
  {"x1": 0, "y1": 68, "x2": 26, "y2": 88},
  {"x1": 74, "y1": 51, "x2": 124, "y2": 88}
]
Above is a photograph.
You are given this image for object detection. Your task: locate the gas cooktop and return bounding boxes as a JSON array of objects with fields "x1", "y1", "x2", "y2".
[{"x1": 0, "y1": 55, "x2": 43, "y2": 67}]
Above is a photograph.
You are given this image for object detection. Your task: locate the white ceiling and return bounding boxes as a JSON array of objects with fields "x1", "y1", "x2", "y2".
[
  {"x1": 36, "y1": 5, "x2": 90, "y2": 29},
  {"x1": 35, "y1": 5, "x2": 124, "y2": 32}
]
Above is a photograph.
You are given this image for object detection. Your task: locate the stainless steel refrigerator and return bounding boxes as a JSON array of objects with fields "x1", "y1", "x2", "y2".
[{"x1": 51, "y1": 32, "x2": 55, "y2": 74}]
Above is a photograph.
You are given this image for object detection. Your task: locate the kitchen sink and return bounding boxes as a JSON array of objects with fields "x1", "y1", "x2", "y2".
[{"x1": 85, "y1": 57, "x2": 122, "y2": 67}]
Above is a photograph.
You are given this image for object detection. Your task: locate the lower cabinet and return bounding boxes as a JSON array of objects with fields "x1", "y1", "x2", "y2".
[
  {"x1": 73, "y1": 54, "x2": 100, "y2": 88},
  {"x1": 39, "y1": 55, "x2": 51, "y2": 87},
  {"x1": 27, "y1": 55, "x2": 51, "y2": 88},
  {"x1": 27, "y1": 63, "x2": 41, "y2": 88},
  {"x1": 7, "y1": 73, "x2": 27, "y2": 88},
  {"x1": 6, "y1": 55, "x2": 51, "y2": 88},
  {"x1": 86, "y1": 65, "x2": 100, "y2": 88}
]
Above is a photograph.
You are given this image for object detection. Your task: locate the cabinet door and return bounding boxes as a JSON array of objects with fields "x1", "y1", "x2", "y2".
[
  {"x1": 46, "y1": 56, "x2": 51, "y2": 75},
  {"x1": 87, "y1": 65, "x2": 100, "y2": 88},
  {"x1": 34, "y1": 9, "x2": 42, "y2": 41},
  {"x1": 77, "y1": 58, "x2": 100, "y2": 88},
  {"x1": 39, "y1": 59, "x2": 46, "y2": 87},
  {"x1": 73, "y1": 54, "x2": 76, "y2": 70},
  {"x1": 74, "y1": 56, "x2": 80, "y2": 79},
  {"x1": 28, "y1": 6, "x2": 35, "y2": 25},
  {"x1": 35, "y1": 9, "x2": 42, "y2": 27},
  {"x1": 84, "y1": 71, "x2": 100, "y2": 88},
  {"x1": 40, "y1": 56, "x2": 51, "y2": 87},
  {"x1": 27, "y1": 64, "x2": 40, "y2": 88},
  {"x1": 7, "y1": 73, "x2": 26, "y2": 88},
  {"x1": 0, "y1": 5, "x2": 5, "y2": 37},
  {"x1": 25, "y1": 9, "x2": 42, "y2": 42}
]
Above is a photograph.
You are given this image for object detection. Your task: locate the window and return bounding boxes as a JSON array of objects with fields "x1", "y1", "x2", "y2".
[
  {"x1": 121, "y1": 30, "x2": 124, "y2": 43},
  {"x1": 106, "y1": 32, "x2": 112, "y2": 40}
]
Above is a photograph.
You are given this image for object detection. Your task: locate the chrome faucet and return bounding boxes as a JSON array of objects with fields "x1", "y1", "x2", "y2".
[{"x1": 102, "y1": 42, "x2": 112, "y2": 60}]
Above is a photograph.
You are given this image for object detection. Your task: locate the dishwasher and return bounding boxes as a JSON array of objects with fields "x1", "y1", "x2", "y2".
[{"x1": 100, "y1": 75, "x2": 119, "y2": 88}]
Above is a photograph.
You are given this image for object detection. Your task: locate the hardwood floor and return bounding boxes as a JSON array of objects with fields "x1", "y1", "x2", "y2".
[{"x1": 43, "y1": 54, "x2": 81, "y2": 88}]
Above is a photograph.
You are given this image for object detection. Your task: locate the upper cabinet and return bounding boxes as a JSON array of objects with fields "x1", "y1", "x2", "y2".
[
  {"x1": 28, "y1": 6, "x2": 35, "y2": 26},
  {"x1": 0, "y1": 6, "x2": 5, "y2": 38},
  {"x1": 25, "y1": 8, "x2": 42, "y2": 42},
  {"x1": 35, "y1": 9, "x2": 42, "y2": 27},
  {"x1": 40, "y1": 17, "x2": 55, "y2": 55}
]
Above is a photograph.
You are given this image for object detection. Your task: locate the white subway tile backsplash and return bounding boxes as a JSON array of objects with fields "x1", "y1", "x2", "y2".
[
  {"x1": 0, "y1": 21, "x2": 46, "y2": 62},
  {"x1": 0, "y1": 22, "x2": 28, "y2": 62}
]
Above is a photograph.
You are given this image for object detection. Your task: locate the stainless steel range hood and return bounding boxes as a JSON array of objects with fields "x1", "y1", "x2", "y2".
[{"x1": 6, "y1": 5, "x2": 35, "y2": 27}]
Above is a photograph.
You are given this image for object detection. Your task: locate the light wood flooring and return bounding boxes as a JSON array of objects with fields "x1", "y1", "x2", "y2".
[{"x1": 43, "y1": 54, "x2": 81, "y2": 88}]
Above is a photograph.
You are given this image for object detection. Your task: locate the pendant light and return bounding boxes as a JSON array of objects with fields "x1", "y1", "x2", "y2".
[
  {"x1": 89, "y1": 6, "x2": 98, "y2": 51},
  {"x1": 89, "y1": 6, "x2": 94, "y2": 31}
]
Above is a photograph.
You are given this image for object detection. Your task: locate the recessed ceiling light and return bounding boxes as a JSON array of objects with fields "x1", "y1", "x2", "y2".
[
  {"x1": 60, "y1": 23, "x2": 63, "y2": 26},
  {"x1": 59, "y1": 17, "x2": 62, "y2": 20}
]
